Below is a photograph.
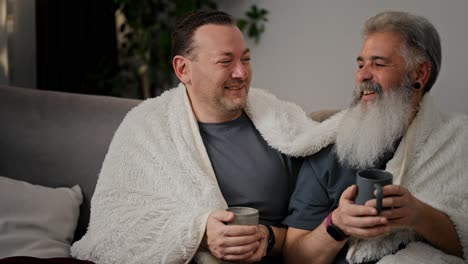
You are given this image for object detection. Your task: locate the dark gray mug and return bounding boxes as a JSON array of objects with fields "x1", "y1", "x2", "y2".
[
  {"x1": 226, "y1": 207, "x2": 259, "y2": 225},
  {"x1": 356, "y1": 169, "x2": 393, "y2": 213}
]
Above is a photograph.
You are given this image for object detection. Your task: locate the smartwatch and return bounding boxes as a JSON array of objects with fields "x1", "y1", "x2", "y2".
[
  {"x1": 265, "y1": 225, "x2": 276, "y2": 254},
  {"x1": 326, "y1": 210, "x2": 349, "y2": 241}
]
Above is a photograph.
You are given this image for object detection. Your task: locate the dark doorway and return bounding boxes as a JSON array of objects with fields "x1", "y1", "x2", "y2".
[{"x1": 36, "y1": 0, "x2": 118, "y2": 96}]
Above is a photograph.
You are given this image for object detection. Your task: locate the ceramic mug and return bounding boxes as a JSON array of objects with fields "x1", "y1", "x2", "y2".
[
  {"x1": 226, "y1": 206, "x2": 259, "y2": 225},
  {"x1": 355, "y1": 169, "x2": 393, "y2": 213}
]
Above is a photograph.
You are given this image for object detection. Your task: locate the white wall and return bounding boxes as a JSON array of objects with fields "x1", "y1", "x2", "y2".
[{"x1": 219, "y1": 0, "x2": 468, "y2": 114}]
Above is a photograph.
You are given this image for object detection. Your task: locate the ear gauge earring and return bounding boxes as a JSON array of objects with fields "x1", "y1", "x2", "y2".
[{"x1": 413, "y1": 82, "x2": 421, "y2": 89}]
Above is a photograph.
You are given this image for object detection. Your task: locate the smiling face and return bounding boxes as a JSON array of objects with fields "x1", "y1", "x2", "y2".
[
  {"x1": 354, "y1": 31, "x2": 427, "y2": 117},
  {"x1": 355, "y1": 31, "x2": 409, "y2": 103},
  {"x1": 337, "y1": 31, "x2": 427, "y2": 168},
  {"x1": 174, "y1": 24, "x2": 252, "y2": 123}
]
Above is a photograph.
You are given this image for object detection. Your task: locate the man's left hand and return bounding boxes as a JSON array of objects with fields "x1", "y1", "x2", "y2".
[
  {"x1": 365, "y1": 185, "x2": 423, "y2": 229},
  {"x1": 365, "y1": 184, "x2": 463, "y2": 258},
  {"x1": 240, "y1": 225, "x2": 269, "y2": 263}
]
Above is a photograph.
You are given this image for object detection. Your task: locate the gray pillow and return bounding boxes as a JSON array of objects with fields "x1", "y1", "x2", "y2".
[{"x1": 0, "y1": 176, "x2": 83, "y2": 258}]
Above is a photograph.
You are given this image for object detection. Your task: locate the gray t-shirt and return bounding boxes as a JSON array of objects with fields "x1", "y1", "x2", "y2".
[
  {"x1": 198, "y1": 112, "x2": 291, "y2": 226},
  {"x1": 284, "y1": 144, "x2": 398, "y2": 264}
]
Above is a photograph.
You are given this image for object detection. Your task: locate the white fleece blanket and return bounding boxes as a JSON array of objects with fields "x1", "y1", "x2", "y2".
[
  {"x1": 71, "y1": 83, "x2": 343, "y2": 264},
  {"x1": 346, "y1": 95, "x2": 468, "y2": 264}
]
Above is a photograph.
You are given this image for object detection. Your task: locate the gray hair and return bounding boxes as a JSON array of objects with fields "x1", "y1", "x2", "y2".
[{"x1": 363, "y1": 11, "x2": 441, "y2": 93}]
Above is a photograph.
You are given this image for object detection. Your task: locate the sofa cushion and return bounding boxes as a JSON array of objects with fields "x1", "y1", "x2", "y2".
[
  {"x1": 0, "y1": 86, "x2": 141, "y2": 241},
  {"x1": 0, "y1": 176, "x2": 82, "y2": 258}
]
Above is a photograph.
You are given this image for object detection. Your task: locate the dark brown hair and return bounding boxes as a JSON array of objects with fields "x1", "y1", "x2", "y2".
[{"x1": 171, "y1": 9, "x2": 235, "y2": 59}]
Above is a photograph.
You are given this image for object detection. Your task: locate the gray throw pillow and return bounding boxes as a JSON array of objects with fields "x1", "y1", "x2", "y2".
[{"x1": 0, "y1": 176, "x2": 83, "y2": 258}]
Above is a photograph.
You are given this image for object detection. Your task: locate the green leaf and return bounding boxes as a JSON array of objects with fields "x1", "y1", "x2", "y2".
[
  {"x1": 237, "y1": 19, "x2": 247, "y2": 31},
  {"x1": 248, "y1": 24, "x2": 258, "y2": 38}
]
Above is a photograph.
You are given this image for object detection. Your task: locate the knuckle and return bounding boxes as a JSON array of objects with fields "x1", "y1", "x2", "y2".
[
  {"x1": 212, "y1": 238, "x2": 223, "y2": 247},
  {"x1": 213, "y1": 250, "x2": 224, "y2": 259},
  {"x1": 397, "y1": 185, "x2": 404, "y2": 193},
  {"x1": 223, "y1": 255, "x2": 236, "y2": 261},
  {"x1": 217, "y1": 246, "x2": 225, "y2": 254}
]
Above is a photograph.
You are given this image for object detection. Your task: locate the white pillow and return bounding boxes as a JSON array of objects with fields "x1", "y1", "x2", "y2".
[{"x1": 0, "y1": 176, "x2": 83, "y2": 258}]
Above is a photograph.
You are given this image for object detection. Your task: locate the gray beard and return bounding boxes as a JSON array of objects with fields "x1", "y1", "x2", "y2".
[{"x1": 335, "y1": 81, "x2": 415, "y2": 169}]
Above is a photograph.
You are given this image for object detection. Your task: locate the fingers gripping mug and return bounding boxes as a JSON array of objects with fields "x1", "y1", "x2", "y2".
[
  {"x1": 355, "y1": 169, "x2": 393, "y2": 213},
  {"x1": 223, "y1": 207, "x2": 259, "y2": 264}
]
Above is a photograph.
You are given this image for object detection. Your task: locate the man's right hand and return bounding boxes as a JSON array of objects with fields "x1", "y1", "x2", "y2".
[
  {"x1": 202, "y1": 210, "x2": 264, "y2": 262},
  {"x1": 333, "y1": 185, "x2": 392, "y2": 239}
]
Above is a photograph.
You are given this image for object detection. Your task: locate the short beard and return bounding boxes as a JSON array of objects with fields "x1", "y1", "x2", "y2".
[
  {"x1": 335, "y1": 77, "x2": 415, "y2": 169},
  {"x1": 218, "y1": 96, "x2": 247, "y2": 112},
  {"x1": 216, "y1": 82, "x2": 249, "y2": 112}
]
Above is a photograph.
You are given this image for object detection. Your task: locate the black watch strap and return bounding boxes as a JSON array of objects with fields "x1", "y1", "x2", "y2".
[
  {"x1": 326, "y1": 210, "x2": 349, "y2": 242},
  {"x1": 265, "y1": 225, "x2": 275, "y2": 254}
]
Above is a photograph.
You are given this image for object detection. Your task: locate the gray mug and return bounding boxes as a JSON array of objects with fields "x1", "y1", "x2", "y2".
[
  {"x1": 356, "y1": 169, "x2": 393, "y2": 213},
  {"x1": 226, "y1": 207, "x2": 259, "y2": 225},
  {"x1": 223, "y1": 207, "x2": 259, "y2": 264}
]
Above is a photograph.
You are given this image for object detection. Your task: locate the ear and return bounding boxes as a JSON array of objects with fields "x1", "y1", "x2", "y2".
[
  {"x1": 173, "y1": 55, "x2": 191, "y2": 84},
  {"x1": 412, "y1": 60, "x2": 431, "y2": 89}
]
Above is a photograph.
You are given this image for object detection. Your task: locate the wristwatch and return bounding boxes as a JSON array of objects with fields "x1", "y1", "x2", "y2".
[
  {"x1": 326, "y1": 210, "x2": 349, "y2": 241},
  {"x1": 265, "y1": 225, "x2": 276, "y2": 254}
]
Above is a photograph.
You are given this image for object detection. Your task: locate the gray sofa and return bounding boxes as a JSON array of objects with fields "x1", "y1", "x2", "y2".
[
  {"x1": 0, "y1": 85, "x2": 337, "y2": 260},
  {"x1": 0, "y1": 85, "x2": 141, "y2": 243}
]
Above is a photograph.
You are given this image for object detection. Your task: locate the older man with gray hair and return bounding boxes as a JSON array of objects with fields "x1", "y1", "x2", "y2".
[{"x1": 283, "y1": 11, "x2": 467, "y2": 264}]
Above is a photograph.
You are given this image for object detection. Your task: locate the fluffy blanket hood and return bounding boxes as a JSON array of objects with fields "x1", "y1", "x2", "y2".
[{"x1": 71, "y1": 84, "x2": 343, "y2": 263}]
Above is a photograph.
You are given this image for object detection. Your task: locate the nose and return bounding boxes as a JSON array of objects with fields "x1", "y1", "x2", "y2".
[
  {"x1": 232, "y1": 61, "x2": 248, "y2": 80},
  {"x1": 356, "y1": 64, "x2": 373, "y2": 83}
]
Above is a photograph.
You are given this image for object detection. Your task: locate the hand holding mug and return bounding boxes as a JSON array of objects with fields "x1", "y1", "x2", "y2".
[
  {"x1": 203, "y1": 209, "x2": 262, "y2": 262},
  {"x1": 365, "y1": 184, "x2": 423, "y2": 229},
  {"x1": 225, "y1": 207, "x2": 268, "y2": 263},
  {"x1": 333, "y1": 185, "x2": 391, "y2": 239}
]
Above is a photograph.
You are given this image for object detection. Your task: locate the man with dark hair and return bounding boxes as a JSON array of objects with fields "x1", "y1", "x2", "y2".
[
  {"x1": 283, "y1": 11, "x2": 467, "y2": 264},
  {"x1": 71, "y1": 9, "x2": 341, "y2": 263}
]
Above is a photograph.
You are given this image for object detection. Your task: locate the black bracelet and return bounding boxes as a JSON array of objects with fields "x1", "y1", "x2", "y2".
[{"x1": 265, "y1": 225, "x2": 276, "y2": 255}]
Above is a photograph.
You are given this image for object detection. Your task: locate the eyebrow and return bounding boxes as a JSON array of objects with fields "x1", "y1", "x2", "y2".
[
  {"x1": 218, "y1": 48, "x2": 251, "y2": 57},
  {"x1": 356, "y1": 55, "x2": 390, "y2": 63}
]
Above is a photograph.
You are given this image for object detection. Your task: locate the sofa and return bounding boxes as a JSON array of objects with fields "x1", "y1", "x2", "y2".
[
  {"x1": 0, "y1": 85, "x2": 140, "y2": 261},
  {"x1": 0, "y1": 85, "x2": 339, "y2": 263}
]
